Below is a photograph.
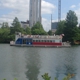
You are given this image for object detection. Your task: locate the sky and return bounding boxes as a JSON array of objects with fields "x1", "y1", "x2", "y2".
[{"x1": 0, "y1": 0, "x2": 80, "y2": 31}]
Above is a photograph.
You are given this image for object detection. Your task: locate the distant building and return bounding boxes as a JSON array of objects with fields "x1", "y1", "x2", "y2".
[
  {"x1": 29, "y1": 0, "x2": 41, "y2": 27},
  {"x1": 51, "y1": 22, "x2": 58, "y2": 33},
  {"x1": 20, "y1": 20, "x2": 29, "y2": 29}
]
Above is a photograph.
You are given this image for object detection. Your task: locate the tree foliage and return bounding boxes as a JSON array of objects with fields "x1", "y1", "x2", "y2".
[
  {"x1": 66, "y1": 10, "x2": 78, "y2": 27},
  {"x1": 63, "y1": 10, "x2": 78, "y2": 43},
  {"x1": 42, "y1": 73, "x2": 74, "y2": 80},
  {"x1": 55, "y1": 10, "x2": 80, "y2": 44},
  {"x1": 0, "y1": 11, "x2": 80, "y2": 44},
  {"x1": 25, "y1": 27, "x2": 31, "y2": 34},
  {"x1": 0, "y1": 23, "x2": 10, "y2": 42},
  {"x1": 1, "y1": 22, "x2": 9, "y2": 28},
  {"x1": 48, "y1": 30, "x2": 53, "y2": 35},
  {"x1": 11, "y1": 17, "x2": 22, "y2": 33},
  {"x1": 42, "y1": 73, "x2": 51, "y2": 80},
  {"x1": 31, "y1": 22, "x2": 47, "y2": 35},
  {"x1": 55, "y1": 20, "x2": 66, "y2": 35},
  {"x1": 0, "y1": 18, "x2": 47, "y2": 43}
]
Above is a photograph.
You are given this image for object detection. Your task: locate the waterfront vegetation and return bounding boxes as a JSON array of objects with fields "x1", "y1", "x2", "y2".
[
  {"x1": 56, "y1": 10, "x2": 80, "y2": 44},
  {"x1": 2, "y1": 73, "x2": 75, "y2": 80},
  {"x1": 0, "y1": 10, "x2": 80, "y2": 44}
]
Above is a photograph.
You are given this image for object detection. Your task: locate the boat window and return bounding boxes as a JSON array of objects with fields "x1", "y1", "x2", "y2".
[
  {"x1": 50, "y1": 40, "x2": 52, "y2": 42},
  {"x1": 60, "y1": 40, "x2": 62, "y2": 42},
  {"x1": 55, "y1": 40, "x2": 60, "y2": 42},
  {"x1": 47, "y1": 40, "x2": 49, "y2": 42},
  {"x1": 39, "y1": 40, "x2": 41, "y2": 42},
  {"x1": 43, "y1": 40, "x2": 45, "y2": 42},
  {"x1": 40, "y1": 40, "x2": 42, "y2": 42},
  {"x1": 38, "y1": 40, "x2": 40, "y2": 42},
  {"x1": 33, "y1": 40, "x2": 35, "y2": 42},
  {"x1": 27, "y1": 39, "x2": 29, "y2": 42},
  {"x1": 42, "y1": 40, "x2": 43, "y2": 42},
  {"x1": 36, "y1": 40, "x2": 38, "y2": 42},
  {"x1": 29, "y1": 39, "x2": 32, "y2": 42},
  {"x1": 44, "y1": 40, "x2": 46, "y2": 42},
  {"x1": 23, "y1": 39, "x2": 26, "y2": 44},
  {"x1": 53, "y1": 40, "x2": 55, "y2": 42},
  {"x1": 37, "y1": 40, "x2": 39, "y2": 42}
]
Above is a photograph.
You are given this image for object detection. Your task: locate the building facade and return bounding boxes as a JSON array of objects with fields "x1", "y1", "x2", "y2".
[
  {"x1": 51, "y1": 22, "x2": 58, "y2": 33},
  {"x1": 29, "y1": 0, "x2": 41, "y2": 27},
  {"x1": 20, "y1": 20, "x2": 29, "y2": 29}
]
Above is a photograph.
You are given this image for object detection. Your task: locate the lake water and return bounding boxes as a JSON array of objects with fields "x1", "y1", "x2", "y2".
[{"x1": 0, "y1": 44, "x2": 80, "y2": 80}]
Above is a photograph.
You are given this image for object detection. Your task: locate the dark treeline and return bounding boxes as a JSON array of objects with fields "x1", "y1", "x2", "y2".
[
  {"x1": 0, "y1": 10, "x2": 80, "y2": 44},
  {"x1": 0, "y1": 17, "x2": 52, "y2": 43}
]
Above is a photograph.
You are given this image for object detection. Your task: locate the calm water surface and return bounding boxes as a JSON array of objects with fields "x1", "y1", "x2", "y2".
[{"x1": 0, "y1": 44, "x2": 80, "y2": 80}]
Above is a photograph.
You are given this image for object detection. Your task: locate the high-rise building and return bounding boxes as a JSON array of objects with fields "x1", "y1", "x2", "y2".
[{"x1": 29, "y1": 0, "x2": 41, "y2": 27}]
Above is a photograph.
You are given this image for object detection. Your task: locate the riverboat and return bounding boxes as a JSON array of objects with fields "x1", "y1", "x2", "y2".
[{"x1": 10, "y1": 32, "x2": 71, "y2": 47}]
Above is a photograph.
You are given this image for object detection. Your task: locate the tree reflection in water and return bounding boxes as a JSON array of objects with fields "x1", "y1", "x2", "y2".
[
  {"x1": 55, "y1": 51, "x2": 77, "y2": 80},
  {"x1": 25, "y1": 48, "x2": 41, "y2": 80},
  {"x1": 64, "y1": 52, "x2": 77, "y2": 80}
]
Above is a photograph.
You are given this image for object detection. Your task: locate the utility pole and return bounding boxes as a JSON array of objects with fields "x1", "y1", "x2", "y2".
[{"x1": 51, "y1": 14, "x2": 52, "y2": 30}]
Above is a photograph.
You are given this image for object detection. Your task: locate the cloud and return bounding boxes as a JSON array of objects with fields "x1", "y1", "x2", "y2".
[
  {"x1": 42, "y1": 0, "x2": 56, "y2": 14},
  {"x1": 70, "y1": 5, "x2": 76, "y2": 8},
  {"x1": 42, "y1": 18, "x2": 51, "y2": 31},
  {"x1": 0, "y1": 0, "x2": 56, "y2": 31},
  {"x1": 75, "y1": 8, "x2": 80, "y2": 23}
]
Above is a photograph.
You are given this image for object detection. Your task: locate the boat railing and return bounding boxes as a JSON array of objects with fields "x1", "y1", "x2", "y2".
[{"x1": 22, "y1": 35, "x2": 62, "y2": 39}]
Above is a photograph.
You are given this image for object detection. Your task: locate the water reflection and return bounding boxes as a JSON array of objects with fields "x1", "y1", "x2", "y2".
[
  {"x1": 11, "y1": 49, "x2": 20, "y2": 78},
  {"x1": 0, "y1": 45, "x2": 80, "y2": 80},
  {"x1": 55, "y1": 49, "x2": 77, "y2": 80},
  {"x1": 64, "y1": 52, "x2": 77, "y2": 75},
  {"x1": 25, "y1": 48, "x2": 41, "y2": 80}
]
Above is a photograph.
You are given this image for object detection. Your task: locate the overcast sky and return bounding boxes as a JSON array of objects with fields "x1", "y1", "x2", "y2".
[{"x1": 0, "y1": 0, "x2": 80, "y2": 31}]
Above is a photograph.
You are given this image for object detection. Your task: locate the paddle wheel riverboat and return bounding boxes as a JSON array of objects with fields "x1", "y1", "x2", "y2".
[{"x1": 10, "y1": 32, "x2": 70, "y2": 47}]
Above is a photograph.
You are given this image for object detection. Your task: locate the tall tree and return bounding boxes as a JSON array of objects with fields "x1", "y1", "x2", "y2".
[
  {"x1": 65, "y1": 10, "x2": 78, "y2": 28},
  {"x1": 31, "y1": 22, "x2": 47, "y2": 35},
  {"x1": 55, "y1": 20, "x2": 66, "y2": 35},
  {"x1": 11, "y1": 17, "x2": 21, "y2": 34},
  {"x1": 63, "y1": 10, "x2": 78, "y2": 43}
]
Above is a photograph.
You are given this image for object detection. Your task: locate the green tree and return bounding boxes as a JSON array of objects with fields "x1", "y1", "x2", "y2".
[
  {"x1": 1, "y1": 22, "x2": 9, "y2": 28},
  {"x1": 31, "y1": 22, "x2": 47, "y2": 35},
  {"x1": 25, "y1": 27, "x2": 31, "y2": 34},
  {"x1": 55, "y1": 20, "x2": 66, "y2": 35},
  {"x1": 0, "y1": 28, "x2": 10, "y2": 43},
  {"x1": 48, "y1": 30, "x2": 53, "y2": 35},
  {"x1": 72, "y1": 27, "x2": 80, "y2": 41},
  {"x1": 42, "y1": 73, "x2": 51, "y2": 80},
  {"x1": 79, "y1": 24, "x2": 80, "y2": 29},
  {"x1": 11, "y1": 17, "x2": 22, "y2": 34},
  {"x1": 66, "y1": 10, "x2": 78, "y2": 27},
  {"x1": 63, "y1": 10, "x2": 78, "y2": 43}
]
